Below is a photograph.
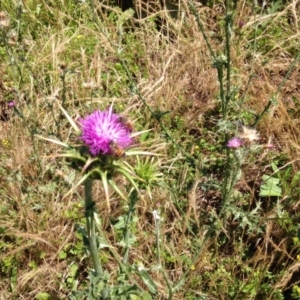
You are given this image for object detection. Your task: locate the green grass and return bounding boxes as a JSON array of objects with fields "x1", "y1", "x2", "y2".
[{"x1": 1, "y1": 0, "x2": 300, "y2": 299}]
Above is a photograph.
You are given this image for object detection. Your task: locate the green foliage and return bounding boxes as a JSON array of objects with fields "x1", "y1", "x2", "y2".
[
  {"x1": 259, "y1": 174, "x2": 282, "y2": 197},
  {"x1": 260, "y1": 162, "x2": 300, "y2": 200},
  {"x1": 134, "y1": 156, "x2": 163, "y2": 198},
  {"x1": 35, "y1": 292, "x2": 52, "y2": 300},
  {"x1": 292, "y1": 285, "x2": 300, "y2": 300},
  {"x1": 1, "y1": 0, "x2": 300, "y2": 299}
]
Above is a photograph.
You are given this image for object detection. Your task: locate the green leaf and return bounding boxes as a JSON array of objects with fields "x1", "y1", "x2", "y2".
[
  {"x1": 117, "y1": 168, "x2": 142, "y2": 197},
  {"x1": 271, "y1": 162, "x2": 279, "y2": 173},
  {"x1": 259, "y1": 175, "x2": 282, "y2": 197},
  {"x1": 263, "y1": 174, "x2": 280, "y2": 185},
  {"x1": 291, "y1": 171, "x2": 300, "y2": 189},
  {"x1": 35, "y1": 292, "x2": 51, "y2": 300},
  {"x1": 36, "y1": 135, "x2": 70, "y2": 148},
  {"x1": 140, "y1": 291, "x2": 153, "y2": 300},
  {"x1": 135, "y1": 268, "x2": 157, "y2": 294},
  {"x1": 100, "y1": 170, "x2": 110, "y2": 210},
  {"x1": 69, "y1": 264, "x2": 79, "y2": 277},
  {"x1": 126, "y1": 151, "x2": 163, "y2": 156},
  {"x1": 64, "y1": 172, "x2": 92, "y2": 198},
  {"x1": 58, "y1": 251, "x2": 67, "y2": 259},
  {"x1": 118, "y1": 236, "x2": 137, "y2": 248},
  {"x1": 113, "y1": 215, "x2": 126, "y2": 229},
  {"x1": 57, "y1": 101, "x2": 81, "y2": 134},
  {"x1": 98, "y1": 236, "x2": 114, "y2": 249},
  {"x1": 282, "y1": 166, "x2": 292, "y2": 182},
  {"x1": 109, "y1": 179, "x2": 127, "y2": 201},
  {"x1": 259, "y1": 186, "x2": 282, "y2": 197}
]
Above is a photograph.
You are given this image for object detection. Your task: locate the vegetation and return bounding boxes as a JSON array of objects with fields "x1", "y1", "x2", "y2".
[{"x1": 1, "y1": 0, "x2": 300, "y2": 299}]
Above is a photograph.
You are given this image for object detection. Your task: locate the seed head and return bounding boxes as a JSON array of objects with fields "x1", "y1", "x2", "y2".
[{"x1": 239, "y1": 126, "x2": 260, "y2": 143}]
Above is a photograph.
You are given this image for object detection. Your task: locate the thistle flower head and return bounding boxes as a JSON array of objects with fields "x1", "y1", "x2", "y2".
[
  {"x1": 264, "y1": 143, "x2": 275, "y2": 150},
  {"x1": 227, "y1": 137, "x2": 243, "y2": 149},
  {"x1": 239, "y1": 126, "x2": 260, "y2": 143},
  {"x1": 263, "y1": 136, "x2": 275, "y2": 150},
  {"x1": 80, "y1": 105, "x2": 133, "y2": 156}
]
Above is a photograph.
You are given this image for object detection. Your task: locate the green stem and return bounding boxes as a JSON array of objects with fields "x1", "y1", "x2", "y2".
[
  {"x1": 217, "y1": 62, "x2": 225, "y2": 119},
  {"x1": 95, "y1": 224, "x2": 146, "y2": 292},
  {"x1": 220, "y1": 150, "x2": 241, "y2": 219},
  {"x1": 122, "y1": 190, "x2": 138, "y2": 264},
  {"x1": 122, "y1": 208, "x2": 132, "y2": 265},
  {"x1": 253, "y1": 47, "x2": 300, "y2": 126},
  {"x1": 224, "y1": 11, "x2": 233, "y2": 117},
  {"x1": 84, "y1": 178, "x2": 103, "y2": 276},
  {"x1": 238, "y1": 0, "x2": 260, "y2": 119},
  {"x1": 188, "y1": 1, "x2": 216, "y2": 61},
  {"x1": 84, "y1": 178, "x2": 110, "y2": 299},
  {"x1": 154, "y1": 211, "x2": 173, "y2": 299}
]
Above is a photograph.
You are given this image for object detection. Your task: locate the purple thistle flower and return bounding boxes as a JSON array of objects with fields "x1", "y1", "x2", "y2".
[
  {"x1": 80, "y1": 105, "x2": 133, "y2": 156},
  {"x1": 227, "y1": 137, "x2": 243, "y2": 149},
  {"x1": 264, "y1": 143, "x2": 275, "y2": 150},
  {"x1": 238, "y1": 20, "x2": 245, "y2": 28},
  {"x1": 8, "y1": 101, "x2": 16, "y2": 107}
]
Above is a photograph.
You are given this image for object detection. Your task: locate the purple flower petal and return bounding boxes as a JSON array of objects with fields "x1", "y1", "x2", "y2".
[
  {"x1": 264, "y1": 143, "x2": 275, "y2": 150},
  {"x1": 80, "y1": 105, "x2": 133, "y2": 156},
  {"x1": 227, "y1": 137, "x2": 243, "y2": 149}
]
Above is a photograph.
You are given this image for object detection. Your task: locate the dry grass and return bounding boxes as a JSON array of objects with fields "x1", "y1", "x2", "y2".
[{"x1": 1, "y1": 0, "x2": 300, "y2": 299}]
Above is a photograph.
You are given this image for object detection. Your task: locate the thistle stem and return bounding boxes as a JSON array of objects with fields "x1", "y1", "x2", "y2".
[
  {"x1": 84, "y1": 178, "x2": 110, "y2": 299},
  {"x1": 122, "y1": 190, "x2": 138, "y2": 264},
  {"x1": 153, "y1": 210, "x2": 173, "y2": 299},
  {"x1": 84, "y1": 178, "x2": 102, "y2": 275}
]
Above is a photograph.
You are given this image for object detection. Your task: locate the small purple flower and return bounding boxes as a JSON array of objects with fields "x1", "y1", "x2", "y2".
[
  {"x1": 238, "y1": 20, "x2": 245, "y2": 28},
  {"x1": 227, "y1": 137, "x2": 243, "y2": 149},
  {"x1": 264, "y1": 143, "x2": 275, "y2": 150},
  {"x1": 8, "y1": 101, "x2": 16, "y2": 107},
  {"x1": 80, "y1": 105, "x2": 133, "y2": 156}
]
